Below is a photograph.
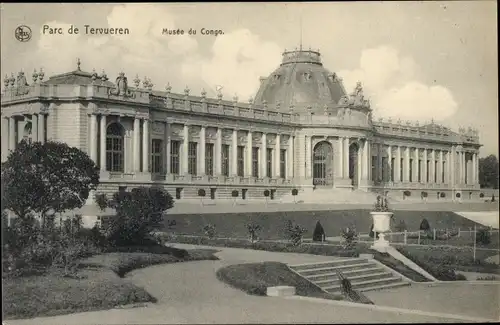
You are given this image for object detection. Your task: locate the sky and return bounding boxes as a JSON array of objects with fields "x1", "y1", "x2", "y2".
[{"x1": 1, "y1": 2, "x2": 497, "y2": 157}]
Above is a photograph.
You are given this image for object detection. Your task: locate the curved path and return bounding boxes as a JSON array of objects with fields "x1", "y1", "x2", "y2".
[{"x1": 7, "y1": 245, "x2": 494, "y2": 324}]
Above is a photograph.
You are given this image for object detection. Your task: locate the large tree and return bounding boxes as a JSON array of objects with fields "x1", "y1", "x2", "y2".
[
  {"x1": 478, "y1": 154, "x2": 499, "y2": 189},
  {"x1": 1, "y1": 140, "x2": 100, "y2": 223}
]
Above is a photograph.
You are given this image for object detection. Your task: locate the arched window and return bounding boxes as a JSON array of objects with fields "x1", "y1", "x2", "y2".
[{"x1": 106, "y1": 123, "x2": 124, "y2": 172}]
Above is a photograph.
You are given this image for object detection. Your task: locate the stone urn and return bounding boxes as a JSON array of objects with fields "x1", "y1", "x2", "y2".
[{"x1": 370, "y1": 211, "x2": 393, "y2": 251}]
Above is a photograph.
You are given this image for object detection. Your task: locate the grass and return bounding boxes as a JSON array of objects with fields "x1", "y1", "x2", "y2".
[
  {"x1": 371, "y1": 251, "x2": 431, "y2": 282},
  {"x1": 216, "y1": 262, "x2": 344, "y2": 301},
  {"x1": 3, "y1": 247, "x2": 219, "y2": 320},
  {"x1": 162, "y1": 210, "x2": 483, "y2": 240}
]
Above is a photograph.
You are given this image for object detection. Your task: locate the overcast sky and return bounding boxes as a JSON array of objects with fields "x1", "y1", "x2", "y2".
[{"x1": 1, "y1": 2, "x2": 497, "y2": 157}]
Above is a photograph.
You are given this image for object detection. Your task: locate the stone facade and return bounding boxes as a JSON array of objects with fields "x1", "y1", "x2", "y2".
[{"x1": 1, "y1": 50, "x2": 482, "y2": 201}]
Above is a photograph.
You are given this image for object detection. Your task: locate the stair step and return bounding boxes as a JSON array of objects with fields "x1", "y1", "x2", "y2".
[
  {"x1": 304, "y1": 266, "x2": 384, "y2": 280},
  {"x1": 290, "y1": 259, "x2": 365, "y2": 270},
  {"x1": 314, "y1": 271, "x2": 393, "y2": 285},
  {"x1": 323, "y1": 276, "x2": 402, "y2": 291},
  {"x1": 297, "y1": 262, "x2": 373, "y2": 275}
]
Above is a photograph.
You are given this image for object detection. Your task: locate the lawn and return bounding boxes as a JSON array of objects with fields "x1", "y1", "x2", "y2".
[
  {"x1": 216, "y1": 262, "x2": 344, "y2": 301},
  {"x1": 3, "y1": 248, "x2": 219, "y2": 320},
  {"x1": 163, "y1": 209, "x2": 482, "y2": 240}
]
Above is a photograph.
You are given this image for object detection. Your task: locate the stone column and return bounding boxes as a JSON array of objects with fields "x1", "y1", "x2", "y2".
[
  {"x1": 412, "y1": 148, "x2": 419, "y2": 182},
  {"x1": 287, "y1": 135, "x2": 294, "y2": 179},
  {"x1": 423, "y1": 149, "x2": 428, "y2": 183},
  {"x1": 275, "y1": 134, "x2": 281, "y2": 177},
  {"x1": 377, "y1": 143, "x2": 383, "y2": 181},
  {"x1": 394, "y1": 146, "x2": 401, "y2": 183},
  {"x1": 31, "y1": 114, "x2": 38, "y2": 142},
  {"x1": 404, "y1": 147, "x2": 410, "y2": 182},
  {"x1": 99, "y1": 114, "x2": 107, "y2": 171},
  {"x1": 358, "y1": 139, "x2": 364, "y2": 184},
  {"x1": 246, "y1": 131, "x2": 252, "y2": 176},
  {"x1": 387, "y1": 145, "x2": 392, "y2": 182},
  {"x1": 430, "y1": 150, "x2": 436, "y2": 183},
  {"x1": 297, "y1": 135, "x2": 306, "y2": 180},
  {"x1": 215, "y1": 128, "x2": 222, "y2": 175},
  {"x1": 450, "y1": 147, "x2": 455, "y2": 185},
  {"x1": 364, "y1": 139, "x2": 371, "y2": 180},
  {"x1": 37, "y1": 114, "x2": 45, "y2": 144},
  {"x1": 199, "y1": 126, "x2": 206, "y2": 175},
  {"x1": 305, "y1": 135, "x2": 311, "y2": 179},
  {"x1": 261, "y1": 133, "x2": 267, "y2": 177},
  {"x1": 182, "y1": 124, "x2": 189, "y2": 175},
  {"x1": 165, "y1": 122, "x2": 171, "y2": 174},
  {"x1": 337, "y1": 137, "x2": 343, "y2": 179},
  {"x1": 472, "y1": 152, "x2": 477, "y2": 185},
  {"x1": 132, "y1": 117, "x2": 140, "y2": 172},
  {"x1": 9, "y1": 116, "x2": 16, "y2": 152},
  {"x1": 89, "y1": 114, "x2": 97, "y2": 162},
  {"x1": 1, "y1": 117, "x2": 8, "y2": 161},
  {"x1": 231, "y1": 129, "x2": 238, "y2": 176},
  {"x1": 142, "y1": 119, "x2": 149, "y2": 173},
  {"x1": 463, "y1": 152, "x2": 467, "y2": 184},
  {"x1": 343, "y1": 137, "x2": 350, "y2": 178},
  {"x1": 438, "y1": 151, "x2": 443, "y2": 184}
]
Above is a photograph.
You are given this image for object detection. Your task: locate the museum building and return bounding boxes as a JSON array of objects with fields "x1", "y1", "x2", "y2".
[{"x1": 1, "y1": 48, "x2": 482, "y2": 203}]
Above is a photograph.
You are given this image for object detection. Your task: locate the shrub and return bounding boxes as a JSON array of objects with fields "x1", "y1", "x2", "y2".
[
  {"x1": 198, "y1": 189, "x2": 206, "y2": 197},
  {"x1": 476, "y1": 228, "x2": 491, "y2": 245},
  {"x1": 421, "y1": 191, "x2": 428, "y2": 198},
  {"x1": 455, "y1": 192, "x2": 461, "y2": 198},
  {"x1": 492, "y1": 194, "x2": 496, "y2": 202},
  {"x1": 291, "y1": 189, "x2": 298, "y2": 196},
  {"x1": 283, "y1": 220, "x2": 307, "y2": 246},
  {"x1": 263, "y1": 190, "x2": 270, "y2": 197},
  {"x1": 312, "y1": 221, "x2": 326, "y2": 242},
  {"x1": 203, "y1": 224, "x2": 217, "y2": 239},
  {"x1": 419, "y1": 218, "x2": 431, "y2": 231},
  {"x1": 477, "y1": 275, "x2": 498, "y2": 281},
  {"x1": 455, "y1": 273, "x2": 467, "y2": 281},
  {"x1": 403, "y1": 190, "x2": 411, "y2": 197},
  {"x1": 440, "y1": 192, "x2": 446, "y2": 198},
  {"x1": 231, "y1": 190, "x2": 239, "y2": 197},
  {"x1": 340, "y1": 225, "x2": 358, "y2": 249},
  {"x1": 479, "y1": 193, "x2": 485, "y2": 198},
  {"x1": 246, "y1": 222, "x2": 261, "y2": 243}
]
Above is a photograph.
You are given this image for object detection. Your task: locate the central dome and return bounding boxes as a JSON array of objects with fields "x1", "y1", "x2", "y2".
[{"x1": 253, "y1": 49, "x2": 347, "y2": 113}]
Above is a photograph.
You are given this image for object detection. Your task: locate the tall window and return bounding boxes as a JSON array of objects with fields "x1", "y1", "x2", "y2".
[
  {"x1": 400, "y1": 158, "x2": 404, "y2": 182},
  {"x1": 266, "y1": 148, "x2": 273, "y2": 177},
  {"x1": 382, "y1": 157, "x2": 387, "y2": 181},
  {"x1": 426, "y1": 160, "x2": 430, "y2": 182},
  {"x1": 151, "y1": 139, "x2": 163, "y2": 174},
  {"x1": 409, "y1": 159, "x2": 413, "y2": 182},
  {"x1": 205, "y1": 143, "x2": 214, "y2": 176},
  {"x1": 237, "y1": 146, "x2": 245, "y2": 177},
  {"x1": 391, "y1": 158, "x2": 395, "y2": 182},
  {"x1": 280, "y1": 149, "x2": 286, "y2": 178},
  {"x1": 252, "y1": 147, "x2": 259, "y2": 177},
  {"x1": 418, "y1": 160, "x2": 422, "y2": 182},
  {"x1": 221, "y1": 144, "x2": 230, "y2": 176},
  {"x1": 371, "y1": 156, "x2": 377, "y2": 181},
  {"x1": 106, "y1": 123, "x2": 124, "y2": 172},
  {"x1": 170, "y1": 140, "x2": 180, "y2": 175},
  {"x1": 434, "y1": 161, "x2": 438, "y2": 183},
  {"x1": 188, "y1": 142, "x2": 197, "y2": 176}
]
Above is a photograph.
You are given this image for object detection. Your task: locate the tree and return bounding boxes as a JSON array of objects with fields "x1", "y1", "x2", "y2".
[
  {"x1": 312, "y1": 221, "x2": 325, "y2": 242},
  {"x1": 1, "y1": 140, "x2": 99, "y2": 226},
  {"x1": 96, "y1": 186, "x2": 174, "y2": 245},
  {"x1": 479, "y1": 155, "x2": 499, "y2": 189}
]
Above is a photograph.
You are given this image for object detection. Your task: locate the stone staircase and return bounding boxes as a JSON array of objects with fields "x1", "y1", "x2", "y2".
[
  {"x1": 281, "y1": 188, "x2": 379, "y2": 204},
  {"x1": 289, "y1": 258, "x2": 410, "y2": 295}
]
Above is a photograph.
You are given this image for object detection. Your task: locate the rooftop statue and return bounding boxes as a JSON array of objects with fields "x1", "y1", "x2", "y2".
[
  {"x1": 109, "y1": 72, "x2": 134, "y2": 97},
  {"x1": 15, "y1": 71, "x2": 30, "y2": 96}
]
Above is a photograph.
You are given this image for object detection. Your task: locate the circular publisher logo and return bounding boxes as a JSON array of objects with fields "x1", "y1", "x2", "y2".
[{"x1": 15, "y1": 25, "x2": 32, "y2": 42}]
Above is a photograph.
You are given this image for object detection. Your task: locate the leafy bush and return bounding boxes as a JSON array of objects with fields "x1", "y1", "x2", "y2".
[
  {"x1": 246, "y1": 222, "x2": 261, "y2": 243},
  {"x1": 476, "y1": 228, "x2": 491, "y2": 245},
  {"x1": 440, "y1": 192, "x2": 446, "y2": 198},
  {"x1": 403, "y1": 190, "x2": 411, "y2": 197},
  {"x1": 419, "y1": 218, "x2": 431, "y2": 231},
  {"x1": 203, "y1": 223, "x2": 217, "y2": 239},
  {"x1": 479, "y1": 193, "x2": 485, "y2": 198},
  {"x1": 455, "y1": 273, "x2": 467, "y2": 280},
  {"x1": 291, "y1": 189, "x2": 299, "y2": 196},
  {"x1": 96, "y1": 187, "x2": 174, "y2": 246},
  {"x1": 198, "y1": 189, "x2": 206, "y2": 197},
  {"x1": 312, "y1": 221, "x2": 326, "y2": 242},
  {"x1": 421, "y1": 191, "x2": 428, "y2": 198},
  {"x1": 283, "y1": 220, "x2": 307, "y2": 246},
  {"x1": 340, "y1": 225, "x2": 358, "y2": 249},
  {"x1": 456, "y1": 192, "x2": 461, "y2": 198},
  {"x1": 231, "y1": 190, "x2": 239, "y2": 197},
  {"x1": 263, "y1": 190, "x2": 270, "y2": 197}
]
